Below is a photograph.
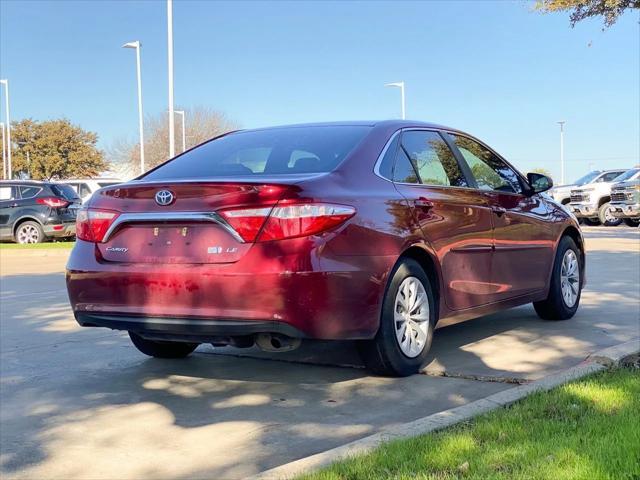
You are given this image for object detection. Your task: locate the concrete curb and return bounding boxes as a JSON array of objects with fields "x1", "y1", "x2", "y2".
[{"x1": 252, "y1": 339, "x2": 639, "y2": 480}]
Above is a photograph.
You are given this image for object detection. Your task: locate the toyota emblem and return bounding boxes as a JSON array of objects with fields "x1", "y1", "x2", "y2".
[{"x1": 155, "y1": 190, "x2": 175, "y2": 206}]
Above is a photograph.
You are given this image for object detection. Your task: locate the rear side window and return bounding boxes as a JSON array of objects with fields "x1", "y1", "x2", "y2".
[
  {"x1": 19, "y1": 186, "x2": 42, "y2": 199},
  {"x1": 400, "y1": 131, "x2": 468, "y2": 187},
  {"x1": 50, "y1": 184, "x2": 81, "y2": 201},
  {"x1": 143, "y1": 126, "x2": 372, "y2": 180}
]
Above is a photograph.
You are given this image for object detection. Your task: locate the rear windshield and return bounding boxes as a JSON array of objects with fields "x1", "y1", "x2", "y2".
[
  {"x1": 50, "y1": 184, "x2": 81, "y2": 200},
  {"x1": 142, "y1": 126, "x2": 372, "y2": 180}
]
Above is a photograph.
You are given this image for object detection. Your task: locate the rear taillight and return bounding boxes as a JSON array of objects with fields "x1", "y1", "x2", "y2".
[
  {"x1": 36, "y1": 197, "x2": 69, "y2": 208},
  {"x1": 76, "y1": 208, "x2": 119, "y2": 242},
  {"x1": 219, "y1": 202, "x2": 355, "y2": 243}
]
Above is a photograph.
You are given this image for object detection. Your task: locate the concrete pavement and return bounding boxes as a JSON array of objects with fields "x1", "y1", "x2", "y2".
[{"x1": 0, "y1": 226, "x2": 638, "y2": 479}]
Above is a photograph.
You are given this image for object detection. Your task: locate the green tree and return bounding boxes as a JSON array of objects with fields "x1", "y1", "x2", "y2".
[
  {"x1": 531, "y1": 167, "x2": 553, "y2": 178},
  {"x1": 536, "y1": 0, "x2": 639, "y2": 28},
  {"x1": 11, "y1": 118, "x2": 107, "y2": 180}
]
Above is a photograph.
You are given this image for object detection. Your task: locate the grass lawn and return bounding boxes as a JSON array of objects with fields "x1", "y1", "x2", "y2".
[
  {"x1": 302, "y1": 368, "x2": 639, "y2": 480},
  {"x1": 0, "y1": 241, "x2": 75, "y2": 249}
]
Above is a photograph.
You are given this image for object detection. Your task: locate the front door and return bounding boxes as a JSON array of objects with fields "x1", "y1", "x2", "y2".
[
  {"x1": 447, "y1": 133, "x2": 555, "y2": 300},
  {"x1": 391, "y1": 130, "x2": 496, "y2": 311}
]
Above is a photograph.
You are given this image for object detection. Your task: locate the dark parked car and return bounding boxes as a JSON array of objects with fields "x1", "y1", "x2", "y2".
[
  {"x1": 0, "y1": 180, "x2": 81, "y2": 243},
  {"x1": 66, "y1": 121, "x2": 585, "y2": 376}
]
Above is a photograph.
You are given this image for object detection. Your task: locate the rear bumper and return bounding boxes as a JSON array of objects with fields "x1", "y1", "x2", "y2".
[
  {"x1": 44, "y1": 222, "x2": 76, "y2": 238},
  {"x1": 76, "y1": 313, "x2": 307, "y2": 341},
  {"x1": 66, "y1": 239, "x2": 393, "y2": 340}
]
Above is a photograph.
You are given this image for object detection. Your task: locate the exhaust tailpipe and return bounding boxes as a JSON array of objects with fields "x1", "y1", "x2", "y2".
[{"x1": 255, "y1": 333, "x2": 301, "y2": 353}]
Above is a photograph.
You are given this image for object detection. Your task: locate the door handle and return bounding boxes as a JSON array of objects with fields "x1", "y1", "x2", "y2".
[
  {"x1": 414, "y1": 197, "x2": 434, "y2": 210},
  {"x1": 491, "y1": 206, "x2": 507, "y2": 216}
]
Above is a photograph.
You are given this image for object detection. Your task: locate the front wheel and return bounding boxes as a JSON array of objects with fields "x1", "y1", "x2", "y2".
[
  {"x1": 129, "y1": 332, "x2": 198, "y2": 358},
  {"x1": 533, "y1": 236, "x2": 582, "y2": 320},
  {"x1": 623, "y1": 218, "x2": 640, "y2": 227},
  {"x1": 358, "y1": 258, "x2": 435, "y2": 377},
  {"x1": 598, "y1": 202, "x2": 622, "y2": 226}
]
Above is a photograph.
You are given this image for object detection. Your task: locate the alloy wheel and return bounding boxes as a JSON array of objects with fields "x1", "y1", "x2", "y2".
[
  {"x1": 17, "y1": 224, "x2": 40, "y2": 244},
  {"x1": 394, "y1": 276, "x2": 430, "y2": 358},
  {"x1": 560, "y1": 250, "x2": 580, "y2": 307}
]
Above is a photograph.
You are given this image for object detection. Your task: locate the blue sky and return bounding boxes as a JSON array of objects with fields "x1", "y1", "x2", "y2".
[{"x1": 1, "y1": 0, "x2": 638, "y2": 181}]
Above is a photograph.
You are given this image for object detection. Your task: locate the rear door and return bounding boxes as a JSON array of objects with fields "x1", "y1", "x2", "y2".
[
  {"x1": 390, "y1": 130, "x2": 496, "y2": 311},
  {"x1": 447, "y1": 133, "x2": 555, "y2": 299}
]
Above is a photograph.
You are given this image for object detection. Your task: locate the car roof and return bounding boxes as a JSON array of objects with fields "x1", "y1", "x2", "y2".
[{"x1": 235, "y1": 120, "x2": 459, "y2": 133}]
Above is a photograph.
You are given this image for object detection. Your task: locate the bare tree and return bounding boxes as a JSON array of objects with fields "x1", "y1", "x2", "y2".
[{"x1": 109, "y1": 106, "x2": 239, "y2": 178}]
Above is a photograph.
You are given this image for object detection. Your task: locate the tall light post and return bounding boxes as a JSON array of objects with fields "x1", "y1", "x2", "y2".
[
  {"x1": 174, "y1": 110, "x2": 186, "y2": 152},
  {"x1": 558, "y1": 121, "x2": 566, "y2": 185},
  {"x1": 0, "y1": 122, "x2": 6, "y2": 179},
  {"x1": 167, "y1": 0, "x2": 176, "y2": 159},
  {"x1": 123, "y1": 41, "x2": 145, "y2": 174},
  {"x1": 0, "y1": 79, "x2": 12, "y2": 179},
  {"x1": 385, "y1": 81, "x2": 405, "y2": 120}
]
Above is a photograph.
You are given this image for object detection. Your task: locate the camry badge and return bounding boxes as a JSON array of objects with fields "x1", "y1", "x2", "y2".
[
  {"x1": 155, "y1": 190, "x2": 175, "y2": 206},
  {"x1": 106, "y1": 247, "x2": 128, "y2": 253}
]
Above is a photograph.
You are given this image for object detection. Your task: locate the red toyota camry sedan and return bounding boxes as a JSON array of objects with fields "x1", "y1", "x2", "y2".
[{"x1": 66, "y1": 121, "x2": 584, "y2": 376}]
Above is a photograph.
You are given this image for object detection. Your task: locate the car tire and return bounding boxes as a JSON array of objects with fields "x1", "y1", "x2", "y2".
[
  {"x1": 623, "y1": 218, "x2": 640, "y2": 227},
  {"x1": 15, "y1": 221, "x2": 45, "y2": 244},
  {"x1": 582, "y1": 218, "x2": 600, "y2": 226},
  {"x1": 598, "y1": 202, "x2": 622, "y2": 226},
  {"x1": 129, "y1": 332, "x2": 198, "y2": 358},
  {"x1": 533, "y1": 236, "x2": 582, "y2": 321},
  {"x1": 358, "y1": 258, "x2": 435, "y2": 377}
]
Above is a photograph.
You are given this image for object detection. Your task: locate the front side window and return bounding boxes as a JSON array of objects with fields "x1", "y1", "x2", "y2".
[
  {"x1": 599, "y1": 171, "x2": 627, "y2": 182},
  {"x1": 0, "y1": 186, "x2": 17, "y2": 201},
  {"x1": 449, "y1": 134, "x2": 522, "y2": 194},
  {"x1": 400, "y1": 131, "x2": 468, "y2": 187},
  {"x1": 142, "y1": 126, "x2": 372, "y2": 180},
  {"x1": 78, "y1": 183, "x2": 92, "y2": 198}
]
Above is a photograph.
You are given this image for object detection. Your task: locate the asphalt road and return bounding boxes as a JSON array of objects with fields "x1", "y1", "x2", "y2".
[{"x1": 1, "y1": 226, "x2": 638, "y2": 479}]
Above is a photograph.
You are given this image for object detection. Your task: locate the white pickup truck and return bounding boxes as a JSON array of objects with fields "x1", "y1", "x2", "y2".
[
  {"x1": 569, "y1": 169, "x2": 632, "y2": 226},
  {"x1": 548, "y1": 170, "x2": 620, "y2": 206}
]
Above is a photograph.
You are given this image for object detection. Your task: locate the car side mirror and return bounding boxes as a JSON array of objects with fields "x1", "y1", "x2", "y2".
[{"x1": 527, "y1": 172, "x2": 553, "y2": 194}]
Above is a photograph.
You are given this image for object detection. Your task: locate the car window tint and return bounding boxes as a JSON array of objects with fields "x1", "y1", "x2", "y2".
[
  {"x1": 19, "y1": 186, "x2": 41, "y2": 199},
  {"x1": 449, "y1": 134, "x2": 522, "y2": 194},
  {"x1": 78, "y1": 183, "x2": 92, "y2": 198},
  {"x1": 393, "y1": 147, "x2": 420, "y2": 184},
  {"x1": 50, "y1": 184, "x2": 81, "y2": 201},
  {"x1": 600, "y1": 171, "x2": 626, "y2": 182},
  {"x1": 377, "y1": 134, "x2": 400, "y2": 180},
  {"x1": 142, "y1": 126, "x2": 372, "y2": 179},
  {"x1": 401, "y1": 131, "x2": 468, "y2": 187},
  {"x1": 0, "y1": 186, "x2": 17, "y2": 200}
]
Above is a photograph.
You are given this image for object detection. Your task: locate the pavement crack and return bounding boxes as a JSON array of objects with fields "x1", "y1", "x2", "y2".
[{"x1": 422, "y1": 370, "x2": 530, "y2": 385}]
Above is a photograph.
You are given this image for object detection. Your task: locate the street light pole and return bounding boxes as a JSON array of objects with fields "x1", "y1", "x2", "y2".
[
  {"x1": 558, "y1": 121, "x2": 566, "y2": 185},
  {"x1": 385, "y1": 82, "x2": 405, "y2": 120},
  {"x1": 0, "y1": 122, "x2": 6, "y2": 179},
  {"x1": 167, "y1": 0, "x2": 176, "y2": 159},
  {"x1": 123, "y1": 41, "x2": 145, "y2": 174},
  {"x1": 0, "y1": 79, "x2": 12, "y2": 179},
  {"x1": 175, "y1": 110, "x2": 186, "y2": 152}
]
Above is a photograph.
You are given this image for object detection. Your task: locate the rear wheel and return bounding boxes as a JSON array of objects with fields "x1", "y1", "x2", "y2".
[
  {"x1": 533, "y1": 236, "x2": 582, "y2": 320},
  {"x1": 15, "y1": 221, "x2": 45, "y2": 244},
  {"x1": 359, "y1": 258, "x2": 435, "y2": 377},
  {"x1": 623, "y1": 218, "x2": 640, "y2": 227},
  {"x1": 129, "y1": 332, "x2": 198, "y2": 358},
  {"x1": 582, "y1": 218, "x2": 600, "y2": 226},
  {"x1": 598, "y1": 202, "x2": 622, "y2": 226}
]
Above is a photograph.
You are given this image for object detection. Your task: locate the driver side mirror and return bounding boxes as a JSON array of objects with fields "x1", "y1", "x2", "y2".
[{"x1": 527, "y1": 172, "x2": 553, "y2": 194}]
